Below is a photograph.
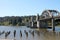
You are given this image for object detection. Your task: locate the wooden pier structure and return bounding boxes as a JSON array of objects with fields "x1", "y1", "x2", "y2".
[{"x1": 29, "y1": 10, "x2": 60, "y2": 31}]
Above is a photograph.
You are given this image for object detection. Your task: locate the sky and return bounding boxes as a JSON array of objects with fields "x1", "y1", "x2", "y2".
[{"x1": 0, "y1": 0, "x2": 60, "y2": 17}]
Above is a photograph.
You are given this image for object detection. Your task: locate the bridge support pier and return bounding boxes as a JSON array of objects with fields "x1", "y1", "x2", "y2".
[
  {"x1": 37, "y1": 21, "x2": 40, "y2": 28},
  {"x1": 36, "y1": 14, "x2": 40, "y2": 28},
  {"x1": 31, "y1": 22, "x2": 34, "y2": 27},
  {"x1": 52, "y1": 18, "x2": 55, "y2": 31}
]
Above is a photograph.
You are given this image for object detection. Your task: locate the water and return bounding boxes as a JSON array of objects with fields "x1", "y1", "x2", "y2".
[{"x1": 0, "y1": 26, "x2": 60, "y2": 40}]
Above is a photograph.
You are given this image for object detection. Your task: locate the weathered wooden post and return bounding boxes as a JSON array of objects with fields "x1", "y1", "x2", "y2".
[
  {"x1": 14, "y1": 30, "x2": 16, "y2": 37},
  {"x1": 5, "y1": 32, "x2": 7, "y2": 39},
  {"x1": 5, "y1": 31, "x2": 10, "y2": 39},
  {"x1": 32, "y1": 31, "x2": 34, "y2": 37},
  {"x1": 52, "y1": 16, "x2": 55, "y2": 31},
  {"x1": 20, "y1": 30, "x2": 22, "y2": 37},
  {"x1": 24, "y1": 30, "x2": 28, "y2": 37}
]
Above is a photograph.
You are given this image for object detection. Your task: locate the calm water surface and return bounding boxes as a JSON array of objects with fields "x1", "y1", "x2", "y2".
[{"x1": 0, "y1": 26, "x2": 60, "y2": 40}]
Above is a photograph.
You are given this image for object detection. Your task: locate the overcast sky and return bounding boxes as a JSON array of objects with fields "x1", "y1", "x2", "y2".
[{"x1": 0, "y1": 0, "x2": 60, "y2": 17}]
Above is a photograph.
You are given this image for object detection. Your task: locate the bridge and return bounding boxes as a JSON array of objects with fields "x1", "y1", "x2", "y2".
[{"x1": 29, "y1": 10, "x2": 60, "y2": 31}]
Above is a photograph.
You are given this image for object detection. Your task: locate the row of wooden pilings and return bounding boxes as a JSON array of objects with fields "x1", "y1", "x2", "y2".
[
  {"x1": 0, "y1": 30, "x2": 35, "y2": 38},
  {"x1": 0, "y1": 30, "x2": 60, "y2": 39}
]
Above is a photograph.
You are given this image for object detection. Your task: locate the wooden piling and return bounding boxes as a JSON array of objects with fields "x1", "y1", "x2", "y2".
[
  {"x1": 14, "y1": 30, "x2": 16, "y2": 37},
  {"x1": 24, "y1": 30, "x2": 28, "y2": 37},
  {"x1": 20, "y1": 30, "x2": 22, "y2": 37},
  {"x1": 32, "y1": 31, "x2": 34, "y2": 37},
  {"x1": 5, "y1": 31, "x2": 10, "y2": 39}
]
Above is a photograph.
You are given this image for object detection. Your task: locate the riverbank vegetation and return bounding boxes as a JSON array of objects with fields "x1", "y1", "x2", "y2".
[{"x1": 0, "y1": 16, "x2": 36, "y2": 26}]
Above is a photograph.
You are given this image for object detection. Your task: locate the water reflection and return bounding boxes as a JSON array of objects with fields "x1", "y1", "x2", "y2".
[{"x1": 0, "y1": 26, "x2": 60, "y2": 40}]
